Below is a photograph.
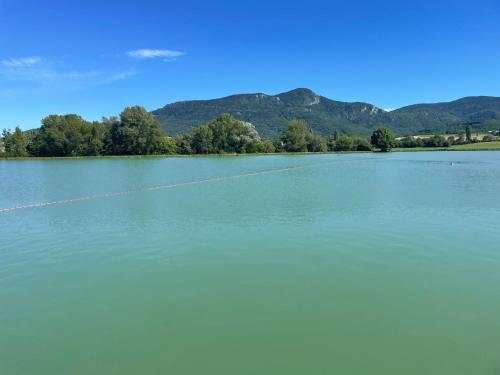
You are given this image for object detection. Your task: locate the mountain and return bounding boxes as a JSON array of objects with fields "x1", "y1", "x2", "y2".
[
  {"x1": 392, "y1": 96, "x2": 500, "y2": 133},
  {"x1": 152, "y1": 89, "x2": 500, "y2": 138}
]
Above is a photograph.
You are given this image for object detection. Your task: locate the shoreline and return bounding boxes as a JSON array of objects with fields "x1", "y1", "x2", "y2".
[
  {"x1": 1, "y1": 147, "x2": 500, "y2": 160},
  {"x1": 0, "y1": 151, "x2": 368, "y2": 160}
]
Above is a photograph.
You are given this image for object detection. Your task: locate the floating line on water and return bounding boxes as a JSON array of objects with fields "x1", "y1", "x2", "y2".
[{"x1": 0, "y1": 160, "x2": 345, "y2": 214}]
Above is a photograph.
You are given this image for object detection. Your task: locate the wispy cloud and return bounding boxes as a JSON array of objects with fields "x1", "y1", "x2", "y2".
[
  {"x1": 127, "y1": 49, "x2": 184, "y2": 61},
  {"x1": 103, "y1": 70, "x2": 137, "y2": 83},
  {"x1": 1, "y1": 56, "x2": 41, "y2": 67},
  {"x1": 0, "y1": 56, "x2": 136, "y2": 97},
  {"x1": 0, "y1": 56, "x2": 134, "y2": 83}
]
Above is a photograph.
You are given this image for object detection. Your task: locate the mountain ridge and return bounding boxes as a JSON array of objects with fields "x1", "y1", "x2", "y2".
[{"x1": 152, "y1": 89, "x2": 500, "y2": 138}]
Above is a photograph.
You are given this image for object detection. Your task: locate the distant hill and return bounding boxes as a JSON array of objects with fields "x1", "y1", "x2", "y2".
[
  {"x1": 392, "y1": 96, "x2": 500, "y2": 133},
  {"x1": 152, "y1": 89, "x2": 500, "y2": 138}
]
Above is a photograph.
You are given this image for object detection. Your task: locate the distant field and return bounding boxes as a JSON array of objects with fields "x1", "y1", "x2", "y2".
[
  {"x1": 395, "y1": 141, "x2": 500, "y2": 152},
  {"x1": 398, "y1": 133, "x2": 496, "y2": 141},
  {"x1": 450, "y1": 141, "x2": 500, "y2": 150}
]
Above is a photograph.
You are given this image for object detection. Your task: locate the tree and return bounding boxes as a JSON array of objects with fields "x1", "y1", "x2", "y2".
[
  {"x1": 174, "y1": 134, "x2": 193, "y2": 154},
  {"x1": 0, "y1": 131, "x2": 4, "y2": 154},
  {"x1": 371, "y1": 127, "x2": 396, "y2": 152},
  {"x1": 352, "y1": 136, "x2": 372, "y2": 151},
  {"x1": 326, "y1": 136, "x2": 336, "y2": 151},
  {"x1": 333, "y1": 129, "x2": 339, "y2": 141},
  {"x1": 424, "y1": 135, "x2": 449, "y2": 147},
  {"x1": 456, "y1": 133, "x2": 465, "y2": 145},
  {"x1": 190, "y1": 114, "x2": 261, "y2": 154},
  {"x1": 273, "y1": 140, "x2": 285, "y2": 153},
  {"x1": 101, "y1": 116, "x2": 120, "y2": 155},
  {"x1": 163, "y1": 138, "x2": 177, "y2": 154},
  {"x1": 210, "y1": 115, "x2": 260, "y2": 153},
  {"x1": 31, "y1": 115, "x2": 104, "y2": 156},
  {"x1": 106, "y1": 106, "x2": 168, "y2": 155},
  {"x1": 84, "y1": 122, "x2": 105, "y2": 156},
  {"x1": 282, "y1": 119, "x2": 308, "y2": 152},
  {"x1": 2, "y1": 127, "x2": 29, "y2": 156},
  {"x1": 191, "y1": 125, "x2": 214, "y2": 154},
  {"x1": 306, "y1": 132, "x2": 327, "y2": 152},
  {"x1": 261, "y1": 140, "x2": 276, "y2": 153},
  {"x1": 245, "y1": 139, "x2": 275, "y2": 153},
  {"x1": 465, "y1": 124, "x2": 472, "y2": 143},
  {"x1": 334, "y1": 135, "x2": 354, "y2": 151}
]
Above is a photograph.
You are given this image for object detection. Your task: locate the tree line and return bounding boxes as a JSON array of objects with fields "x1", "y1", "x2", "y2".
[
  {"x1": 1, "y1": 106, "x2": 495, "y2": 157},
  {"x1": 0, "y1": 106, "x2": 386, "y2": 157}
]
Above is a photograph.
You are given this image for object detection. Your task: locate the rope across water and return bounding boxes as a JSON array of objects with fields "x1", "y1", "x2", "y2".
[{"x1": 0, "y1": 160, "x2": 346, "y2": 214}]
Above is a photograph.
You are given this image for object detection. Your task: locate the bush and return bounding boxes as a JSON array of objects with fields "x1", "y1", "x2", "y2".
[
  {"x1": 334, "y1": 136, "x2": 354, "y2": 151},
  {"x1": 352, "y1": 137, "x2": 372, "y2": 151},
  {"x1": 482, "y1": 134, "x2": 496, "y2": 142}
]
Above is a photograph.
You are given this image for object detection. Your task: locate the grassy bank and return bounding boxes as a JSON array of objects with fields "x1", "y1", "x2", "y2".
[
  {"x1": 394, "y1": 141, "x2": 500, "y2": 152},
  {"x1": 450, "y1": 141, "x2": 500, "y2": 150}
]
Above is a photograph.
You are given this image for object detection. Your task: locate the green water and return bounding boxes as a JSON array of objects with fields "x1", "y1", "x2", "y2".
[{"x1": 1, "y1": 152, "x2": 499, "y2": 374}]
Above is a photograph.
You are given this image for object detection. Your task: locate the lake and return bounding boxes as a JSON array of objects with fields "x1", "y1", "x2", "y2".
[{"x1": 1, "y1": 152, "x2": 499, "y2": 374}]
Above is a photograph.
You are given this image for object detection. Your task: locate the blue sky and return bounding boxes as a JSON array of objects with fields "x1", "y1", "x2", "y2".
[{"x1": 1, "y1": 0, "x2": 499, "y2": 130}]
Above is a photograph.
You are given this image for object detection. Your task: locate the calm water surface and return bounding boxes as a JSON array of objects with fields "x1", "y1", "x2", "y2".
[{"x1": 1, "y1": 152, "x2": 499, "y2": 374}]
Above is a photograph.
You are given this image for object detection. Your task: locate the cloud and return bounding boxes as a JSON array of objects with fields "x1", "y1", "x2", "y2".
[
  {"x1": 127, "y1": 49, "x2": 184, "y2": 61},
  {"x1": 0, "y1": 56, "x2": 136, "y2": 98},
  {"x1": 384, "y1": 108, "x2": 396, "y2": 112},
  {"x1": 0, "y1": 56, "x2": 135, "y2": 84},
  {"x1": 103, "y1": 70, "x2": 137, "y2": 83},
  {"x1": 1, "y1": 56, "x2": 41, "y2": 67}
]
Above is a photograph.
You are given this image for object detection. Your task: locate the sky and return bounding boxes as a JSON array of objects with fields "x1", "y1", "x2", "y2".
[{"x1": 1, "y1": 0, "x2": 499, "y2": 130}]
